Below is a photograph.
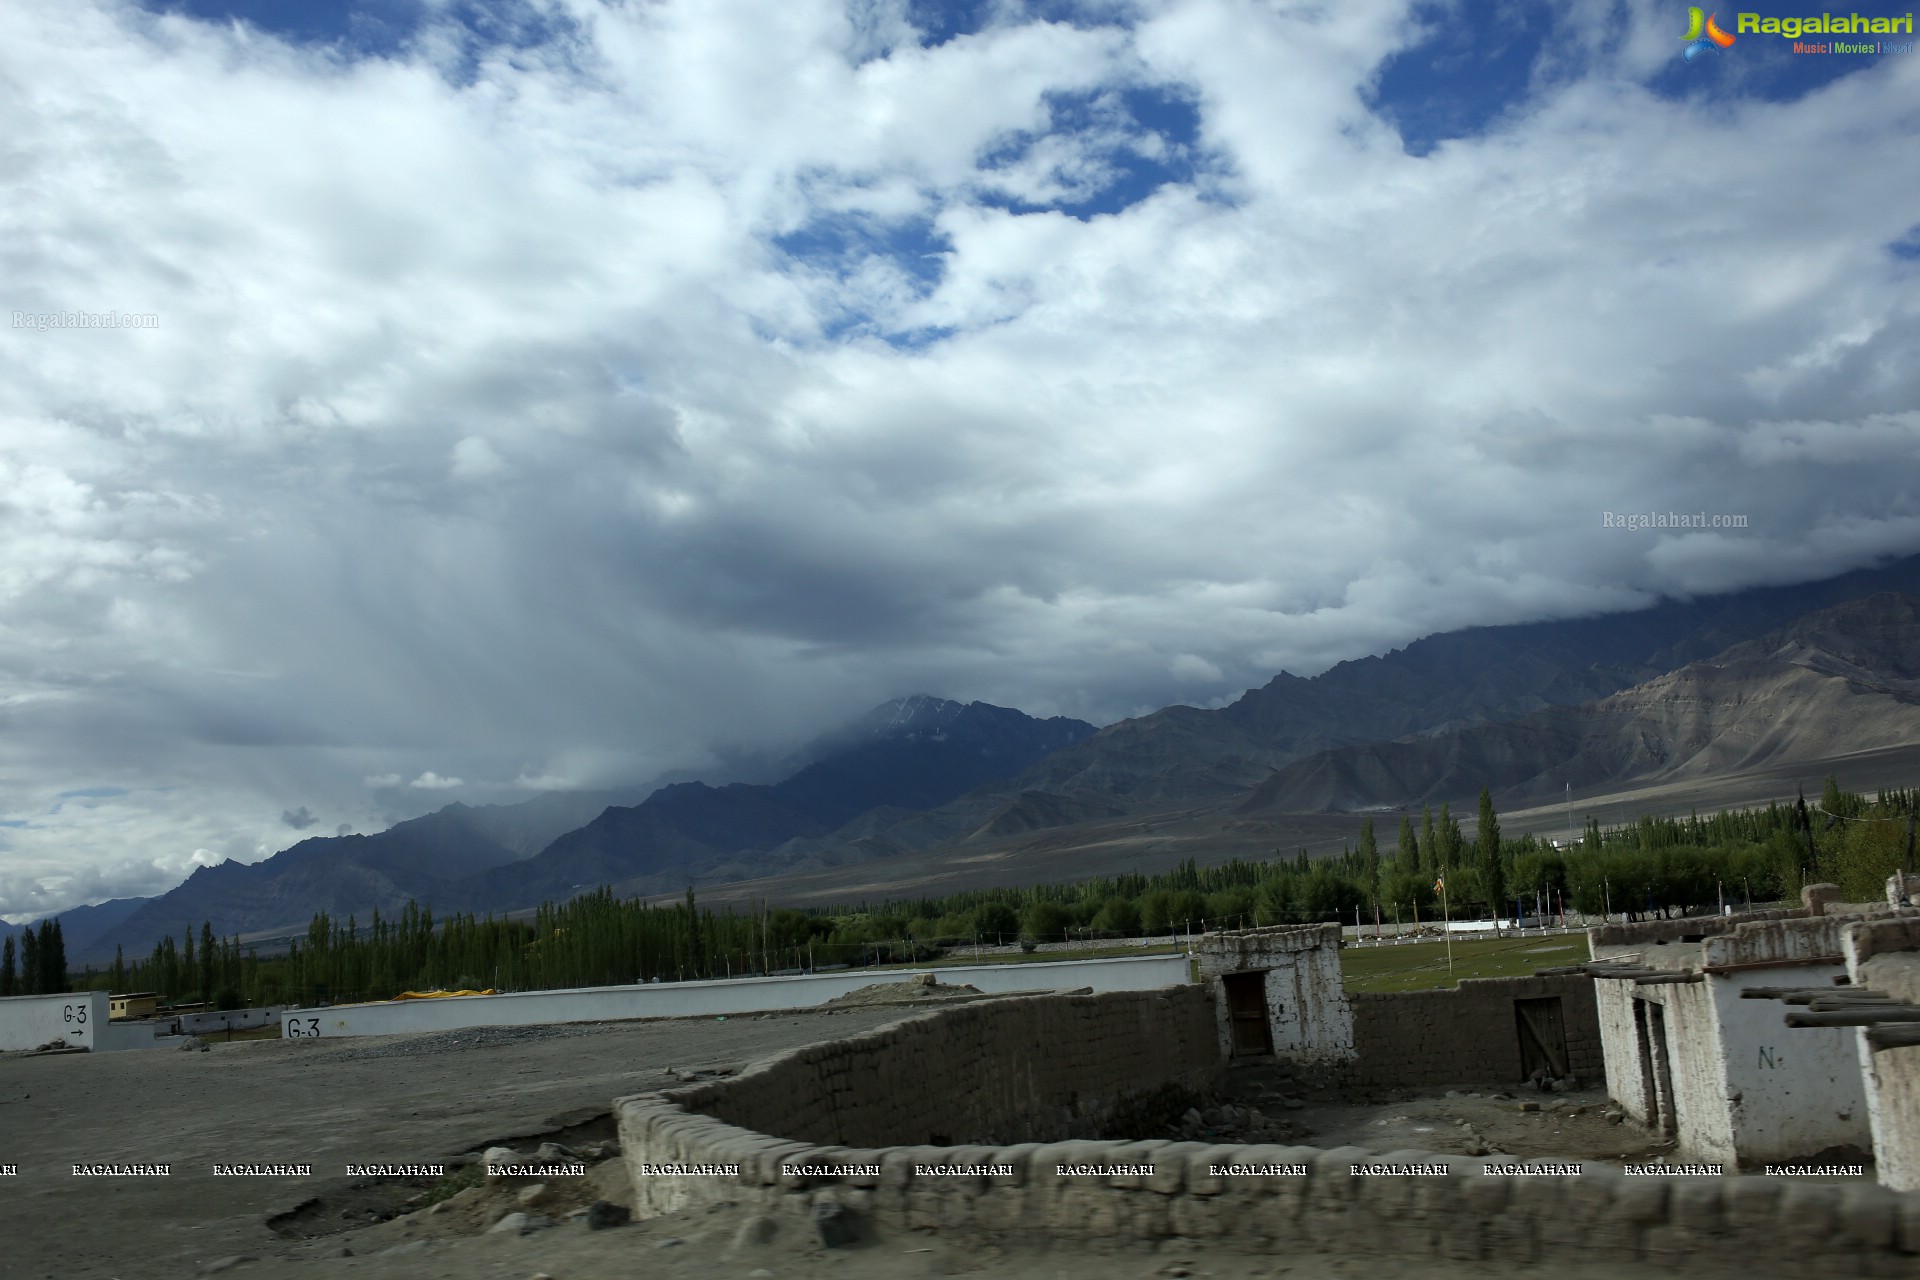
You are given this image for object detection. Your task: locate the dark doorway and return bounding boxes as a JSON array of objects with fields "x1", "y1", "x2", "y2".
[
  {"x1": 1514, "y1": 996, "x2": 1569, "y2": 1081},
  {"x1": 1646, "y1": 1001, "x2": 1678, "y2": 1138},
  {"x1": 1222, "y1": 971, "x2": 1274, "y2": 1056},
  {"x1": 1633, "y1": 998, "x2": 1660, "y2": 1129}
]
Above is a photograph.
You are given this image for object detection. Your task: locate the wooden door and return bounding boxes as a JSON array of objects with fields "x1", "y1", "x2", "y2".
[
  {"x1": 1223, "y1": 971, "x2": 1273, "y2": 1056},
  {"x1": 1514, "y1": 996, "x2": 1568, "y2": 1080}
]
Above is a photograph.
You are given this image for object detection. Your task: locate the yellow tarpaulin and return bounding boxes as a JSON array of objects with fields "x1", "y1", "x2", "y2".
[{"x1": 392, "y1": 989, "x2": 496, "y2": 1000}]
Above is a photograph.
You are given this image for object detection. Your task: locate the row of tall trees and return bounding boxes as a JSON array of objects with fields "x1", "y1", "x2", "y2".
[
  {"x1": 0, "y1": 918, "x2": 68, "y2": 996},
  {"x1": 52, "y1": 777, "x2": 1918, "y2": 1006}
]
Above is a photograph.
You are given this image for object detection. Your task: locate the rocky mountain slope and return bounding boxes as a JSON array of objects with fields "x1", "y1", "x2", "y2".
[
  {"x1": 1234, "y1": 593, "x2": 1920, "y2": 813},
  {"x1": 752, "y1": 556, "x2": 1920, "y2": 869}
]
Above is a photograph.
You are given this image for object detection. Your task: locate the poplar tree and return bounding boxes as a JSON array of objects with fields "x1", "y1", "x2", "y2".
[
  {"x1": 199, "y1": 921, "x2": 216, "y2": 1005},
  {"x1": 43, "y1": 919, "x2": 66, "y2": 993},
  {"x1": 20, "y1": 926, "x2": 38, "y2": 996},
  {"x1": 1358, "y1": 818, "x2": 1380, "y2": 907},
  {"x1": 1421, "y1": 806, "x2": 1438, "y2": 874},
  {"x1": 0, "y1": 935, "x2": 15, "y2": 997},
  {"x1": 1477, "y1": 787, "x2": 1506, "y2": 931},
  {"x1": 1436, "y1": 802, "x2": 1462, "y2": 872},
  {"x1": 1397, "y1": 814, "x2": 1420, "y2": 874}
]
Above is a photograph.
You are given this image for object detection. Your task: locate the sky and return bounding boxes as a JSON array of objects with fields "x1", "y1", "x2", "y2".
[{"x1": 2, "y1": 0, "x2": 1918, "y2": 921}]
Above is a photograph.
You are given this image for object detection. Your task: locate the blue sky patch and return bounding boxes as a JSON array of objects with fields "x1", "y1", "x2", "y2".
[
  {"x1": 136, "y1": 0, "x2": 584, "y2": 84},
  {"x1": 1365, "y1": 0, "x2": 1565, "y2": 157},
  {"x1": 976, "y1": 83, "x2": 1207, "y2": 218},
  {"x1": 774, "y1": 211, "x2": 951, "y2": 291},
  {"x1": 773, "y1": 211, "x2": 952, "y2": 344}
]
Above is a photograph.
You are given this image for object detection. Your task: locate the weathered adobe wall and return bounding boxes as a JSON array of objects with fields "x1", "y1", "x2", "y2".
[
  {"x1": 1589, "y1": 909, "x2": 1806, "y2": 951},
  {"x1": 1338, "y1": 975, "x2": 1603, "y2": 1089},
  {"x1": 614, "y1": 990, "x2": 1920, "y2": 1276},
  {"x1": 671, "y1": 987, "x2": 1220, "y2": 1149},
  {"x1": 1703, "y1": 916, "x2": 1854, "y2": 968}
]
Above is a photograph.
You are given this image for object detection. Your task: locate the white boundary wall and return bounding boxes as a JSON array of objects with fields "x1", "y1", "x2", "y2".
[
  {"x1": 179, "y1": 1005, "x2": 285, "y2": 1035},
  {"x1": 0, "y1": 990, "x2": 104, "y2": 1051},
  {"x1": 282, "y1": 954, "x2": 1192, "y2": 1039}
]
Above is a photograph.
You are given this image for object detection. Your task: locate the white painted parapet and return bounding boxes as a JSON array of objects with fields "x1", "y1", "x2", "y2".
[
  {"x1": 0, "y1": 991, "x2": 105, "y2": 1051},
  {"x1": 282, "y1": 953, "x2": 1193, "y2": 1039}
]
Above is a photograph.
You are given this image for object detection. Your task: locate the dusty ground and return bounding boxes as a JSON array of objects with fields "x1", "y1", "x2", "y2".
[
  {"x1": 0, "y1": 1008, "x2": 1791, "y2": 1280},
  {"x1": 0, "y1": 1009, "x2": 908, "y2": 1280}
]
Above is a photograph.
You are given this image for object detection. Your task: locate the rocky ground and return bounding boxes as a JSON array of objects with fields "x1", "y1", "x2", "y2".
[{"x1": 820, "y1": 976, "x2": 994, "y2": 1007}]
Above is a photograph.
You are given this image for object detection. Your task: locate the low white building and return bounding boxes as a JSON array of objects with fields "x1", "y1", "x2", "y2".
[{"x1": 1588, "y1": 903, "x2": 1873, "y2": 1169}]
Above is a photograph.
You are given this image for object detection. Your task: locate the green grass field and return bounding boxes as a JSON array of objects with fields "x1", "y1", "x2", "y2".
[{"x1": 1339, "y1": 934, "x2": 1590, "y2": 993}]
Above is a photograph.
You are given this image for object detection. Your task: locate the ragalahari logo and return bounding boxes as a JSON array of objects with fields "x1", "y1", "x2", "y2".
[{"x1": 1683, "y1": 7, "x2": 1738, "y2": 59}]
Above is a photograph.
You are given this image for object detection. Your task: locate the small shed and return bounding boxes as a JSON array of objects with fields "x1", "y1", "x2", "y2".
[
  {"x1": 109, "y1": 992, "x2": 160, "y2": 1021},
  {"x1": 1192, "y1": 923, "x2": 1353, "y2": 1062}
]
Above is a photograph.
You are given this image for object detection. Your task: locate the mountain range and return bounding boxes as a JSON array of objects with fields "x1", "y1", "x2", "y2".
[
  {"x1": 46, "y1": 552, "x2": 1920, "y2": 966},
  {"x1": 1235, "y1": 592, "x2": 1920, "y2": 813},
  {"x1": 75, "y1": 696, "x2": 1095, "y2": 962}
]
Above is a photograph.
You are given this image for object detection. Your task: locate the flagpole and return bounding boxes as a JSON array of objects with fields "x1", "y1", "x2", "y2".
[{"x1": 1440, "y1": 869, "x2": 1453, "y2": 977}]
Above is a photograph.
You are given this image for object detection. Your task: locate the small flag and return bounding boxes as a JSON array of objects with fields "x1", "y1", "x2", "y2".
[{"x1": 1433, "y1": 873, "x2": 1446, "y2": 893}]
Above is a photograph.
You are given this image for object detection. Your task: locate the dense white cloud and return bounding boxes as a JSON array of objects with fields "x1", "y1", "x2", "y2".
[{"x1": 1, "y1": 0, "x2": 1916, "y2": 917}]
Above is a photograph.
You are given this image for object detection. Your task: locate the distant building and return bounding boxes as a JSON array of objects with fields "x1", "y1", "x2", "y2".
[{"x1": 108, "y1": 992, "x2": 160, "y2": 1021}]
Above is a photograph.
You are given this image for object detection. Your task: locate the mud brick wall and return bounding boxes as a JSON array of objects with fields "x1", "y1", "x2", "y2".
[
  {"x1": 614, "y1": 989, "x2": 1920, "y2": 1277},
  {"x1": 673, "y1": 987, "x2": 1220, "y2": 1148},
  {"x1": 1589, "y1": 909, "x2": 1804, "y2": 950},
  {"x1": 1341, "y1": 974, "x2": 1604, "y2": 1089}
]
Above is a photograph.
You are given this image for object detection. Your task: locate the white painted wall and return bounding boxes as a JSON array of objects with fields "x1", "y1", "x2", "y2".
[
  {"x1": 1710, "y1": 965, "x2": 1870, "y2": 1165},
  {"x1": 1854, "y1": 944, "x2": 1920, "y2": 1190},
  {"x1": 0, "y1": 991, "x2": 104, "y2": 1051},
  {"x1": 1262, "y1": 943, "x2": 1353, "y2": 1061},
  {"x1": 178, "y1": 1006, "x2": 284, "y2": 1035},
  {"x1": 282, "y1": 954, "x2": 1192, "y2": 1039},
  {"x1": 1592, "y1": 978, "x2": 1651, "y2": 1123},
  {"x1": 1658, "y1": 981, "x2": 1736, "y2": 1162},
  {"x1": 91, "y1": 1020, "x2": 192, "y2": 1052}
]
